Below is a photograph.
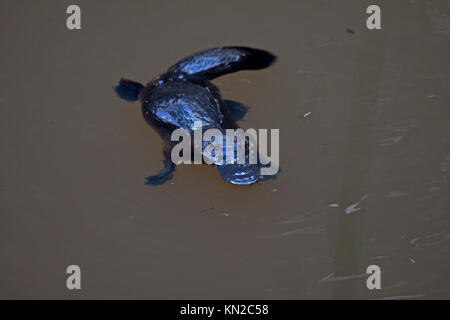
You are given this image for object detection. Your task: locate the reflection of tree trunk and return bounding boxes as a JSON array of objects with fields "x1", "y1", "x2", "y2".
[{"x1": 332, "y1": 8, "x2": 387, "y2": 299}]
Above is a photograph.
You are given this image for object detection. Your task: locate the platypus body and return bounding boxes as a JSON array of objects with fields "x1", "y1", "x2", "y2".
[{"x1": 114, "y1": 47, "x2": 276, "y2": 186}]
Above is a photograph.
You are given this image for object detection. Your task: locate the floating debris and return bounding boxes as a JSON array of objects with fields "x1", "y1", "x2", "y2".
[
  {"x1": 197, "y1": 207, "x2": 214, "y2": 214},
  {"x1": 345, "y1": 203, "x2": 361, "y2": 214},
  {"x1": 385, "y1": 191, "x2": 409, "y2": 198},
  {"x1": 319, "y1": 272, "x2": 367, "y2": 283},
  {"x1": 370, "y1": 255, "x2": 390, "y2": 260},
  {"x1": 301, "y1": 111, "x2": 313, "y2": 118},
  {"x1": 278, "y1": 207, "x2": 324, "y2": 224},
  {"x1": 328, "y1": 203, "x2": 339, "y2": 208},
  {"x1": 220, "y1": 213, "x2": 230, "y2": 217},
  {"x1": 280, "y1": 226, "x2": 324, "y2": 237},
  {"x1": 379, "y1": 135, "x2": 403, "y2": 147},
  {"x1": 345, "y1": 193, "x2": 370, "y2": 214},
  {"x1": 346, "y1": 28, "x2": 355, "y2": 34}
]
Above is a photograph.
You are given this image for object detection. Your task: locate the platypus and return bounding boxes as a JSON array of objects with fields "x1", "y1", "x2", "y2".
[{"x1": 114, "y1": 46, "x2": 276, "y2": 186}]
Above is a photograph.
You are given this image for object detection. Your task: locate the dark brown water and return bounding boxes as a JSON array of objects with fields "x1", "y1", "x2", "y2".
[{"x1": 1, "y1": 0, "x2": 449, "y2": 299}]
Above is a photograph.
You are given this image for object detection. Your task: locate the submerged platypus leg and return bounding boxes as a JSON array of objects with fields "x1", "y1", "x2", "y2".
[
  {"x1": 144, "y1": 148, "x2": 176, "y2": 186},
  {"x1": 224, "y1": 100, "x2": 248, "y2": 121}
]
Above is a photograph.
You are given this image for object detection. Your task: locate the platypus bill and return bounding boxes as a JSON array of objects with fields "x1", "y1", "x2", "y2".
[{"x1": 114, "y1": 46, "x2": 276, "y2": 186}]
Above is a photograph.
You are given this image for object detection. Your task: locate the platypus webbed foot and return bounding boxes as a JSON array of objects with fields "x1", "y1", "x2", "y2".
[
  {"x1": 114, "y1": 78, "x2": 144, "y2": 102},
  {"x1": 144, "y1": 149, "x2": 176, "y2": 186},
  {"x1": 224, "y1": 100, "x2": 248, "y2": 121},
  {"x1": 145, "y1": 165, "x2": 175, "y2": 186}
]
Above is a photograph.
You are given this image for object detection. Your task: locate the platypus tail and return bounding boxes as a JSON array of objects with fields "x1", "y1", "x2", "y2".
[
  {"x1": 114, "y1": 78, "x2": 144, "y2": 102},
  {"x1": 166, "y1": 46, "x2": 276, "y2": 80}
]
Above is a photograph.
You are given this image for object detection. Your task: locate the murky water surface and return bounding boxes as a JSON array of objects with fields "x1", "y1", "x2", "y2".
[{"x1": 1, "y1": 0, "x2": 449, "y2": 298}]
